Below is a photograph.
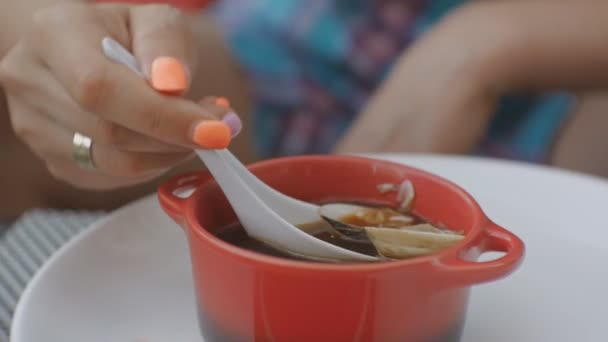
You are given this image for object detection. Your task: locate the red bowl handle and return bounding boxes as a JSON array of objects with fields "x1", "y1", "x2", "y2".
[
  {"x1": 435, "y1": 221, "x2": 525, "y2": 287},
  {"x1": 157, "y1": 172, "x2": 207, "y2": 228}
]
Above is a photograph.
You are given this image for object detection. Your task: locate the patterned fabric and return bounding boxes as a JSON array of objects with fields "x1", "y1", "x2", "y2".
[
  {"x1": 213, "y1": 0, "x2": 574, "y2": 162},
  {"x1": 0, "y1": 210, "x2": 104, "y2": 340}
]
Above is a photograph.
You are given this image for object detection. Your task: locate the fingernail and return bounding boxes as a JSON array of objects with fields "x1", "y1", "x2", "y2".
[
  {"x1": 151, "y1": 57, "x2": 188, "y2": 94},
  {"x1": 222, "y1": 112, "x2": 242, "y2": 137},
  {"x1": 192, "y1": 121, "x2": 232, "y2": 149},
  {"x1": 215, "y1": 97, "x2": 231, "y2": 108}
]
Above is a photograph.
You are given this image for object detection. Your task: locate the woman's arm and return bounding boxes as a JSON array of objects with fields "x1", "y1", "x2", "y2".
[
  {"x1": 335, "y1": 0, "x2": 608, "y2": 154},
  {"x1": 472, "y1": 0, "x2": 608, "y2": 92}
]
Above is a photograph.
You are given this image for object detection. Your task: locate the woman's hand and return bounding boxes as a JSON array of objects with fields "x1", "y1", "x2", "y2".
[
  {"x1": 335, "y1": 3, "x2": 514, "y2": 154},
  {"x1": 0, "y1": 3, "x2": 235, "y2": 190}
]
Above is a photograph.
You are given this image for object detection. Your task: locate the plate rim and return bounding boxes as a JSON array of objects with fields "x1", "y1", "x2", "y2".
[{"x1": 10, "y1": 195, "x2": 157, "y2": 341}]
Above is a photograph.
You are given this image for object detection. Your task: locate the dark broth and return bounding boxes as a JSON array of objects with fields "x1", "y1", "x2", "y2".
[
  {"x1": 213, "y1": 203, "x2": 438, "y2": 263},
  {"x1": 214, "y1": 222, "x2": 379, "y2": 262}
]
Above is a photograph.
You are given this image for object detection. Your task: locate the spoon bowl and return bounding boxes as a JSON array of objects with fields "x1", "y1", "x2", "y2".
[{"x1": 195, "y1": 149, "x2": 377, "y2": 261}]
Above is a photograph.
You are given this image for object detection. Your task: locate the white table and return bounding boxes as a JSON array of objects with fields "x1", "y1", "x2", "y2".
[{"x1": 8, "y1": 155, "x2": 608, "y2": 342}]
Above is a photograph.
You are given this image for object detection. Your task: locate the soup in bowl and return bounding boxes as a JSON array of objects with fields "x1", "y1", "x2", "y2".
[{"x1": 158, "y1": 155, "x2": 524, "y2": 342}]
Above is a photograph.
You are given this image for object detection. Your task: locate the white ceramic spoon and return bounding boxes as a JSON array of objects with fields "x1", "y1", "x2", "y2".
[{"x1": 101, "y1": 37, "x2": 376, "y2": 261}]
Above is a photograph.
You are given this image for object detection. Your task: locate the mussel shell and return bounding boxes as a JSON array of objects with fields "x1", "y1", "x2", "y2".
[
  {"x1": 364, "y1": 227, "x2": 464, "y2": 259},
  {"x1": 316, "y1": 203, "x2": 464, "y2": 260}
]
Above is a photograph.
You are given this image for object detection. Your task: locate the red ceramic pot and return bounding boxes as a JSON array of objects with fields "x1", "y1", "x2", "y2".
[{"x1": 158, "y1": 155, "x2": 524, "y2": 342}]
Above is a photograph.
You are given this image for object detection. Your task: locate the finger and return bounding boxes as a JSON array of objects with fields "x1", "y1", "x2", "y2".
[
  {"x1": 12, "y1": 58, "x2": 188, "y2": 153},
  {"x1": 91, "y1": 144, "x2": 195, "y2": 178},
  {"x1": 129, "y1": 4, "x2": 197, "y2": 93},
  {"x1": 198, "y1": 97, "x2": 229, "y2": 116},
  {"x1": 29, "y1": 4, "x2": 223, "y2": 148},
  {"x1": 46, "y1": 159, "x2": 164, "y2": 190},
  {"x1": 0, "y1": 41, "x2": 32, "y2": 93},
  {"x1": 11, "y1": 105, "x2": 195, "y2": 178},
  {"x1": 199, "y1": 96, "x2": 243, "y2": 137},
  {"x1": 4, "y1": 95, "x2": 49, "y2": 162}
]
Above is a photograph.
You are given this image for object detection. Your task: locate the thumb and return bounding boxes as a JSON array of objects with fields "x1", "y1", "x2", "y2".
[{"x1": 129, "y1": 4, "x2": 198, "y2": 93}]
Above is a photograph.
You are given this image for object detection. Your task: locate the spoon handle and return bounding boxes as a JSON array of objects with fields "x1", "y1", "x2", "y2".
[{"x1": 102, "y1": 37, "x2": 145, "y2": 77}]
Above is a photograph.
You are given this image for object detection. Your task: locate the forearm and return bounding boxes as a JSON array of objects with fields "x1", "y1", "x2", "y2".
[
  {"x1": 468, "y1": 1, "x2": 608, "y2": 92},
  {"x1": 0, "y1": 0, "x2": 86, "y2": 57}
]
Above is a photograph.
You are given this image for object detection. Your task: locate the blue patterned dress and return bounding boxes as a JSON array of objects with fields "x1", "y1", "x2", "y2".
[{"x1": 212, "y1": 0, "x2": 574, "y2": 161}]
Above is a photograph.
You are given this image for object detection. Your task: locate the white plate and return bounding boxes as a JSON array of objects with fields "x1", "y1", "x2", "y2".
[{"x1": 12, "y1": 155, "x2": 608, "y2": 342}]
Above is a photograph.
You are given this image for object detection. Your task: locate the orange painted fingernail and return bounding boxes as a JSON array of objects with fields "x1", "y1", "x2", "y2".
[
  {"x1": 192, "y1": 121, "x2": 232, "y2": 149},
  {"x1": 215, "y1": 97, "x2": 230, "y2": 108},
  {"x1": 151, "y1": 57, "x2": 188, "y2": 94}
]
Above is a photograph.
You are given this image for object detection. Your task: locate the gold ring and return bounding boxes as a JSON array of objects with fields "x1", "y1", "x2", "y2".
[{"x1": 72, "y1": 132, "x2": 95, "y2": 170}]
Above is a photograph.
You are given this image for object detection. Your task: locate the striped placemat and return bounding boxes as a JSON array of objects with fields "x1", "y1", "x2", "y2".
[{"x1": 0, "y1": 210, "x2": 105, "y2": 341}]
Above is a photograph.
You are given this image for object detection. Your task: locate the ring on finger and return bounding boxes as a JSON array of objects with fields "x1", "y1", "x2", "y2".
[{"x1": 72, "y1": 132, "x2": 96, "y2": 170}]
